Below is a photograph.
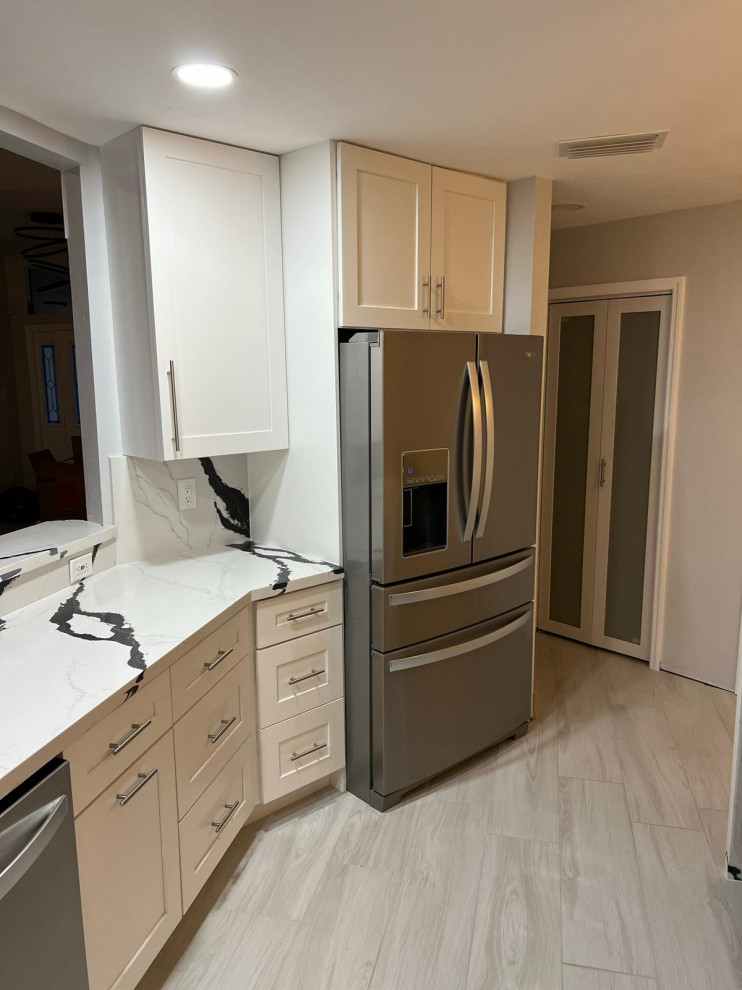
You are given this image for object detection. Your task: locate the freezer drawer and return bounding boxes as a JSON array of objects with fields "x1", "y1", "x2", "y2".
[
  {"x1": 372, "y1": 548, "x2": 535, "y2": 652},
  {"x1": 372, "y1": 604, "x2": 533, "y2": 799}
]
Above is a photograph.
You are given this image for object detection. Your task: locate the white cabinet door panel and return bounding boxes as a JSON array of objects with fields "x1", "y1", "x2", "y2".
[
  {"x1": 338, "y1": 143, "x2": 431, "y2": 329},
  {"x1": 430, "y1": 167, "x2": 506, "y2": 332},
  {"x1": 140, "y1": 128, "x2": 287, "y2": 458}
]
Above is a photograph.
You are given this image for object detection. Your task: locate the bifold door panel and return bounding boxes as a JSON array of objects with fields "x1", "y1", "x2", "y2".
[{"x1": 539, "y1": 296, "x2": 670, "y2": 660}]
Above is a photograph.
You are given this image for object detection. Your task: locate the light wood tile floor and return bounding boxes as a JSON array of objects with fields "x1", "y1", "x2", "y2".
[{"x1": 138, "y1": 633, "x2": 742, "y2": 990}]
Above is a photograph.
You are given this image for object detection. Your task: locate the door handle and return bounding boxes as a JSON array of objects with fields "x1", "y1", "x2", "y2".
[
  {"x1": 476, "y1": 359, "x2": 495, "y2": 538},
  {"x1": 0, "y1": 796, "x2": 68, "y2": 900},
  {"x1": 435, "y1": 275, "x2": 446, "y2": 320},
  {"x1": 600, "y1": 458, "x2": 607, "y2": 487},
  {"x1": 388, "y1": 555, "x2": 532, "y2": 606},
  {"x1": 168, "y1": 360, "x2": 180, "y2": 453},
  {"x1": 463, "y1": 361, "x2": 483, "y2": 541},
  {"x1": 388, "y1": 609, "x2": 531, "y2": 672}
]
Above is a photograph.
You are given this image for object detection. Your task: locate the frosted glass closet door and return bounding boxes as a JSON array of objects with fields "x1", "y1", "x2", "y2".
[
  {"x1": 592, "y1": 295, "x2": 671, "y2": 659},
  {"x1": 538, "y1": 301, "x2": 607, "y2": 643}
]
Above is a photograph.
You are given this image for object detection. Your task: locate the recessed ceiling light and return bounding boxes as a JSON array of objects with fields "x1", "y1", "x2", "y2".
[
  {"x1": 552, "y1": 203, "x2": 586, "y2": 212},
  {"x1": 172, "y1": 63, "x2": 237, "y2": 89}
]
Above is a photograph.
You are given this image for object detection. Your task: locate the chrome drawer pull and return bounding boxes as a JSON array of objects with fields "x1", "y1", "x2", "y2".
[
  {"x1": 212, "y1": 801, "x2": 239, "y2": 834},
  {"x1": 204, "y1": 646, "x2": 234, "y2": 671},
  {"x1": 208, "y1": 716, "x2": 237, "y2": 744},
  {"x1": 109, "y1": 718, "x2": 153, "y2": 755},
  {"x1": 286, "y1": 606, "x2": 324, "y2": 622},
  {"x1": 117, "y1": 768, "x2": 158, "y2": 806},
  {"x1": 288, "y1": 667, "x2": 326, "y2": 686},
  {"x1": 291, "y1": 741, "x2": 327, "y2": 762}
]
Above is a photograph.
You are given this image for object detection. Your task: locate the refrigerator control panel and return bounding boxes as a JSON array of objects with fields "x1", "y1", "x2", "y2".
[{"x1": 402, "y1": 449, "x2": 449, "y2": 488}]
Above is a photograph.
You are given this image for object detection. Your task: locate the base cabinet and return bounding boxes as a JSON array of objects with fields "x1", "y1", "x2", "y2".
[{"x1": 75, "y1": 732, "x2": 181, "y2": 990}]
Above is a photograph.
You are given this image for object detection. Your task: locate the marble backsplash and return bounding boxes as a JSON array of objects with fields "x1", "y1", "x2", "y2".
[{"x1": 111, "y1": 454, "x2": 251, "y2": 564}]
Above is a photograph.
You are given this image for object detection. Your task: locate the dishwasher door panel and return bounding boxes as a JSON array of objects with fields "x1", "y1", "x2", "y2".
[
  {"x1": 372, "y1": 604, "x2": 533, "y2": 798},
  {"x1": 0, "y1": 759, "x2": 89, "y2": 990}
]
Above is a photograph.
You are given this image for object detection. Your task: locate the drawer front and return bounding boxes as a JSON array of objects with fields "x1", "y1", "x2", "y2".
[
  {"x1": 372, "y1": 548, "x2": 535, "y2": 652},
  {"x1": 255, "y1": 581, "x2": 343, "y2": 649},
  {"x1": 173, "y1": 661, "x2": 255, "y2": 818},
  {"x1": 170, "y1": 607, "x2": 251, "y2": 720},
  {"x1": 179, "y1": 735, "x2": 257, "y2": 912},
  {"x1": 256, "y1": 625, "x2": 344, "y2": 728},
  {"x1": 66, "y1": 670, "x2": 173, "y2": 813},
  {"x1": 258, "y1": 698, "x2": 345, "y2": 804}
]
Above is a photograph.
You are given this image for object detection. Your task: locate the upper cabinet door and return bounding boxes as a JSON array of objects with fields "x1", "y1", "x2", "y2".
[
  {"x1": 430, "y1": 167, "x2": 506, "y2": 333},
  {"x1": 338, "y1": 143, "x2": 431, "y2": 329},
  {"x1": 142, "y1": 129, "x2": 288, "y2": 458}
]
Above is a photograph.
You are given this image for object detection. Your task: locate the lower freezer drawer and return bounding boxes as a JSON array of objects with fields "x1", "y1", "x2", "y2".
[{"x1": 372, "y1": 603, "x2": 533, "y2": 798}]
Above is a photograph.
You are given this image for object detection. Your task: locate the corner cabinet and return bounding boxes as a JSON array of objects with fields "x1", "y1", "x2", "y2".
[
  {"x1": 101, "y1": 127, "x2": 288, "y2": 460},
  {"x1": 337, "y1": 142, "x2": 506, "y2": 333}
]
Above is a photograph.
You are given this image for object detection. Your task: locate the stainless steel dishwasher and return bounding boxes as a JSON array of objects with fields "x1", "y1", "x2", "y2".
[{"x1": 0, "y1": 758, "x2": 90, "y2": 989}]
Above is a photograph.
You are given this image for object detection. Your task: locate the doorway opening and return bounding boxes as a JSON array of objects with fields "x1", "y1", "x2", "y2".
[
  {"x1": 538, "y1": 283, "x2": 682, "y2": 668},
  {"x1": 0, "y1": 146, "x2": 85, "y2": 534}
]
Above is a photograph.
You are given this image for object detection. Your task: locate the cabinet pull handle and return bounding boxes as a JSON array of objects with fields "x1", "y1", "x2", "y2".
[
  {"x1": 422, "y1": 276, "x2": 430, "y2": 318},
  {"x1": 212, "y1": 801, "x2": 239, "y2": 833},
  {"x1": 208, "y1": 716, "x2": 237, "y2": 744},
  {"x1": 204, "y1": 646, "x2": 234, "y2": 671},
  {"x1": 288, "y1": 667, "x2": 326, "y2": 686},
  {"x1": 291, "y1": 741, "x2": 327, "y2": 762},
  {"x1": 109, "y1": 719, "x2": 153, "y2": 756},
  {"x1": 286, "y1": 606, "x2": 324, "y2": 622},
  {"x1": 117, "y1": 768, "x2": 158, "y2": 806},
  {"x1": 436, "y1": 275, "x2": 446, "y2": 320},
  {"x1": 168, "y1": 360, "x2": 181, "y2": 453}
]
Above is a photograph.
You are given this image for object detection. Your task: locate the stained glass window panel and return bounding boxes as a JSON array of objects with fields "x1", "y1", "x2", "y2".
[{"x1": 41, "y1": 344, "x2": 60, "y2": 424}]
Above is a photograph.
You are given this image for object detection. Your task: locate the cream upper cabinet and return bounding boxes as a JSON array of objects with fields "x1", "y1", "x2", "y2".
[
  {"x1": 102, "y1": 126, "x2": 288, "y2": 460},
  {"x1": 337, "y1": 143, "x2": 506, "y2": 332},
  {"x1": 430, "y1": 166, "x2": 506, "y2": 332},
  {"x1": 338, "y1": 143, "x2": 432, "y2": 329}
]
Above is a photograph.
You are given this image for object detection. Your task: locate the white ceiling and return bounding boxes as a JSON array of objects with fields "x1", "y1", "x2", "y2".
[{"x1": 1, "y1": 0, "x2": 741, "y2": 227}]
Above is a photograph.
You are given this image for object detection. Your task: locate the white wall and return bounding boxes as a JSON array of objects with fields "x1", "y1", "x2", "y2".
[
  {"x1": 550, "y1": 201, "x2": 742, "y2": 690},
  {"x1": 247, "y1": 141, "x2": 342, "y2": 564},
  {"x1": 503, "y1": 176, "x2": 552, "y2": 336}
]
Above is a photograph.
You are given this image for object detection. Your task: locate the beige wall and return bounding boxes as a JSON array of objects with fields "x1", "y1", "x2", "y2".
[{"x1": 550, "y1": 201, "x2": 742, "y2": 690}]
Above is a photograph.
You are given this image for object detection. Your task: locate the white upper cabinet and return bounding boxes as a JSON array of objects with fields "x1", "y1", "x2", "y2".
[
  {"x1": 338, "y1": 143, "x2": 432, "y2": 330},
  {"x1": 430, "y1": 167, "x2": 506, "y2": 332},
  {"x1": 337, "y1": 143, "x2": 506, "y2": 332},
  {"x1": 102, "y1": 127, "x2": 288, "y2": 460}
]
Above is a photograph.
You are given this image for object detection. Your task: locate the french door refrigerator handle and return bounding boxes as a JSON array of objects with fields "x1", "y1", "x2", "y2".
[
  {"x1": 0, "y1": 795, "x2": 68, "y2": 900},
  {"x1": 388, "y1": 555, "x2": 532, "y2": 606},
  {"x1": 388, "y1": 610, "x2": 531, "y2": 672},
  {"x1": 463, "y1": 360, "x2": 483, "y2": 540},
  {"x1": 476, "y1": 359, "x2": 495, "y2": 538}
]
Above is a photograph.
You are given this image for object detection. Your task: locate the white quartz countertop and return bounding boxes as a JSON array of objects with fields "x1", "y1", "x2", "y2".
[{"x1": 0, "y1": 541, "x2": 342, "y2": 801}]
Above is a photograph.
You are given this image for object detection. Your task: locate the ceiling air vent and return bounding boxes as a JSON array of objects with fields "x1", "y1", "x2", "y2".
[{"x1": 557, "y1": 131, "x2": 668, "y2": 159}]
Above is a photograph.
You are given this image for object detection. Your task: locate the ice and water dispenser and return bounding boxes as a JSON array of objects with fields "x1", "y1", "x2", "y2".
[{"x1": 402, "y1": 449, "x2": 449, "y2": 555}]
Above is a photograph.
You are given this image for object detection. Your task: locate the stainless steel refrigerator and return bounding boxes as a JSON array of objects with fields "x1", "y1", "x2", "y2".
[{"x1": 340, "y1": 329, "x2": 543, "y2": 809}]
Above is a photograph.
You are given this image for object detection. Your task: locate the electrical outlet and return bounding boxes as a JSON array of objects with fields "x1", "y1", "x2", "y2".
[
  {"x1": 177, "y1": 478, "x2": 198, "y2": 511},
  {"x1": 69, "y1": 552, "x2": 93, "y2": 584}
]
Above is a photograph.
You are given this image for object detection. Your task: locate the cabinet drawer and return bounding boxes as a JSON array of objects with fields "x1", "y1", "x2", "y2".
[
  {"x1": 76, "y1": 731, "x2": 181, "y2": 990},
  {"x1": 173, "y1": 661, "x2": 255, "y2": 818},
  {"x1": 66, "y1": 671, "x2": 173, "y2": 814},
  {"x1": 255, "y1": 581, "x2": 343, "y2": 649},
  {"x1": 256, "y1": 625, "x2": 344, "y2": 728},
  {"x1": 179, "y1": 735, "x2": 257, "y2": 912},
  {"x1": 258, "y1": 698, "x2": 345, "y2": 804},
  {"x1": 170, "y1": 607, "x2": 251, "y2": 720}
]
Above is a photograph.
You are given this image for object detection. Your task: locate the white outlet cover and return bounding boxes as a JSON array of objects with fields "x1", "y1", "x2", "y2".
[
  {"x1": 177, "y1": 478, "x2": 198, "y2": 511},
  {"x1": 69, "y1": 551, "x2": 93, "y2": 584}
]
